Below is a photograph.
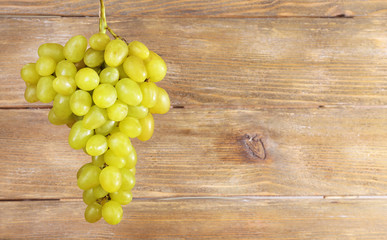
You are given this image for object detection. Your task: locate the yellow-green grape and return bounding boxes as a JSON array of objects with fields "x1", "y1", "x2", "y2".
[
  {"x1": 145, "y1": 51, "x2": 167, "y2": 82},
  {"x1": 129, "y1": 167, "x2": 136, "y2": 176},
  {"x1": 65, "y1": 114, "x2": 78, "y2": 128},
  {"x1": 55, "y1": 60, "x2": 77, "y2": 78},
  {"x1": 70, "y1": 90, "x2": 92, "y2": 116},
  {"x1": 52, "y1": 76, "x2": 76, "y2": 96},
  {"x1": 35, "y1": 56, "x2": 56, "y2": 76},
  {"x1": 95, "y1": 120, "x2": 117, "y2": 136},
  {"x1": 85, "y1": 202, "x2": 102, "y2": 223},
  {"x1": 123, "y1": 55, "x2": 147, "y2": 83},
  {"x1": 75, "y1": 60, "x2": 86, "y2": 70},
  {"x1": 116, "y1": 64, "x2": 128, "y2": 79},
  {"x1": 93, "y1": 83, "x2": 117, "y2": 108},
  {"x1": 24, "y1": 84, "x2": 39, "y2": 103},
  {"x1": 100, "y1": 67, "x2": 119, "y2": 85},
  {"x1": 124, "y1": 148, "x2": 137, "y2": 169},
  {"x1": 38, "y1": 43, "x2": 65, "y2": 62},
  {"x1": 63, "y1": 35, "x2": 88, "y2": 63},
  {"x1": 110, "y1": 126, "x2": 121, "y2": 135},
  {"x1": 115, "y1": 78, "x2": 142, "y2": 106},
  {"x1": 52, "y1": 94, "x2": 72, "y2": 119},
  {"x1": 92, "y1": 155, "x2": 105, "y2": 168},
  {"x1": 36, "y1": 76, "x2": 56, "y2": 103},
  {"x1": 77, "y1": 164, "x2": 101, "y2": 190},
  {"x1": 48, "y1": 108, "x2": 71, "y2": 125},
  {"x1": 84, "y1": 48, "x2": 104, "y2": 68},
  {"x1": 137, "y1": 112, "x2": 154, "y2": 141},
  {"x1": 120, "y1": 168, "x2": 135, "y2": 191},
  {"x1": 92, "y1": 185, "x2": 108, "y2": 199},
  {"x1": 150, "y1": 87, "x2": 170, "y2": 114},
  {"x1": 110, "y1": 189, "x2": 132, "y2": 205},
  {"x1": 104, "y1": 39, "x2": 128, "y2": 67},
  {"x1": 21, "y1": 63, "x2": 40, "y2": 84},
  {"x1": 77, "y1": 163, "x2": 93, "y2": 179},
  {"x1": 99, "y1": 166, "x2": 122, "y2": 193},
  {"x1": 83, "y1": 188, "x2": 97, "y2": 205},
  {"x1": 107, "y1": 100, "x2": 128, "y2": 121},
  {"x1": 82, "y1": 105, "x2": 108, "y2": 130},
  {"x1": 102, "y1": 200, "x2": 123, "y2": 225},
  {"x1": 75, "y1": 68, "x2": 100, "y2": 91},
  {"x1": 89, "y1": 32, "x2": 110, "y2": 51},
  {"x1": 86, "y1": 134, "x2": 108, "y2": 156},
  {"x1": 127, "y1": 105, "x2": 148, "y2": 119},
  {"x1": 107, "y1": 132, "x2": 132, "y2": 157},
  {"x1": 68, "y1": 120, "x2": 94, "y2": 149},
  {"x1": 128, "y1": 40, "x2": 149, "y2": 60},
  {"x1": 139, "y1": 82, "x2": 158, "y2": 108},
  {"x1": 104, "y1": 149, "x2": 126, "y2": 169},
  {"x1": 119, "y1": 117, "x2": 142, "y2": 138}
]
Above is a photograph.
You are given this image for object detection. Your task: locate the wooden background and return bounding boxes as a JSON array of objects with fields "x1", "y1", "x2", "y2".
[{"x1": 1, "y1": 0, "x2": 387, "y2": 239}]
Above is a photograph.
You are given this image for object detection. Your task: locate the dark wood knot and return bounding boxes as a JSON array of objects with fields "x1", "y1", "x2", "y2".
[{"x1": 243, "y1": 134, "x2": 266, "y2": 160}]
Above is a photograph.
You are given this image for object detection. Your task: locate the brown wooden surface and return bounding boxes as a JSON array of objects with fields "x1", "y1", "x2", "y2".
[{"x1": 1, "y1": 0, "x2": 387, "y2": 239}]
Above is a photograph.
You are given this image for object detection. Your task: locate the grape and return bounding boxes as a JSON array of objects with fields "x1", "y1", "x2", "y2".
[
  {"x1": 85, "y1": 202, "x2": 102, "y2": 223},
  {"x1": 99, "y1": 67, "x2": 119, "y2": 85},
  {"x1": 89, "y1": 32, "x2": 110, "y2": 51},
  {"x1": 145, "y1": 51, "x2": 167, "y2": 82},
  {"x1": 83, "y1": 188, "x2": 97, "y2": 205},
  {"x1": 84, "y1": 48, "x2": 105, "y2": 68},
  {"x1": 86, "y1": 134, "x2": 108, "y2": 156},
  {"x1": 77, "y1": 164, "x2": 101, "y2": 190},
  {"x1": 108, "y1": 132, "x2": 132, "y2": 157},
  {"x1": 68, "y1": 120, "x2": 94, "y2": 149},
  {"x1": 24, "y1": 84, "x2": 39, "y2": 103},
  {"x1": 93, "y1": 83, "x2": 117, "y2": 108},
  {"x1": 99, "y1": 166, "x2": 122, "y2": 193},
  {"x1": 126, "y1": 105, "x2": 148, "y2": 119},
  {"x1": 104, "y1": 149, "x2": 126, "y2": 168},
  {"x1": 124, "y1": 147, "x2": 137, "y2": 169},
  {"x1": 55, "y1": 60, "x2": 77, "y2": 78},
  {"x1": 115, "y1": 78, "x2": 142, "y2": 106},
  {"x1": 123, "y1": 55, "x2": 147, "y2": 83},
  {"x1": 92, "y1": 155, "x2": 105, "y2": 168},
  {"x1": 104, "y1": 39, "x2": 128, "y2": 67},
  {"x1": 70, "y1": 90, "x2": 92, "y2": 116},
  {"x1": 119, "y1": 117, "x2": 142, "y2": 138},
  {"x1": 21, "y1": 63, "x2": 40, "y2": 84},
  {"x1": 92, "y1": 185, "x2": 108, "y2": 199},
  {"x1": 107, "y1": 99, "x2": 128, "y2": 121},
  {"x1": 120, "y1": 168, "x2": 135, "y2": 191},
  {"x1": 75, "y1": 60, "x2": 86, "y2": 70},
  {"x1": 137, "y1": 112, "x2": 154, "y2": 141},
  {"x1": 75, "y1": 68, "x2": 100, "y2": 91},
  {"x1": 35, "y1": 56, "x2": 56, "y2": 76},
  {"x1": 36, "y1": 76, "x2": 56, "y2": 103},
  {"x1": 82, "y1": 105, "x2": 108, "y2": 130},
  {"x1": 63, "y1": 35, "x2": 88, "y2": 63},
  {"x1": 52, "y1": 76, "x2": 76, "y2": 96},
  {"x1": 128, "y1": 40, "x2": 149, "y2": 60},
  {"x1": 95, "y1": 120, "x2": 117, "y2": 136},
  {"x1": 116, "y1": 64, "x2": 128, "y2": 79},
  {"x1": 128, "y1": 167, "x2": 136, "y2": 176},
  {"x1": 48, "y1": 108, "x2": 71, "y2": 125},
  {"x1": 52, "y1": 94, "x2": 72, "y2": 119},
  {"x1": 110, "y1": 189, "x2": 132, "y2": 205},
  {"x1": 102, "y1": 200, "x2": 123, "y2": 225},
  {"x1": 38, "y1": 43, "x2": 65, "y2": 62},
  {"x1": 139, "y1": 82, "x2": 158, "y2": 108},
  {"x1": 150, "y1": 87, "x2": 170, "y2": 114}
]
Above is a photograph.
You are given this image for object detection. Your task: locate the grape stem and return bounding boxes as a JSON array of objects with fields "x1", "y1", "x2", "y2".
[{"x1": 99, "y1": 0, "x2": 128, "y2": 44}]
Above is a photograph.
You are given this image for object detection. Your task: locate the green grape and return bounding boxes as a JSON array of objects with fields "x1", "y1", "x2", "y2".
[
  {"x1": 92, "y1": 185, "x2": 108, "y2": 199},
  {"x1": 139, "y1": 82, "x2": 158, "y2": 108},
  {"x1": 129, "y1": 167, "x2": 136, "y2": 175},
  {"x1": 107, "y1": 99, "x2": 128, "y2": 121},
  {"x1": 21, "y1": 63, "x2": 40, "y2": 84},
  {"x1": 52, "y1": 94, "x2": 72, "y2": 119},
  {"x1": 89, "y1": 32, "x2": 110, "y2": 51},
  {"x1": 83, "y1": 188, "x2": 97, "y2": 205},
  {"x1": 86, "y1": 134, "x2": 108, "y2": 156},
  {"x1": 77, "y1": 164, "x2": 101, "y2": 190},
  {"x1": 75, "y1": 60, "x2": 86, "y2": 70},
  {"x1": 145, "y1": 51, "x2": 167, "y2": 82},
  {"x1": 63, "y1": 35, "x2": 88, "y2": 63},
  {"x1": 38, "y1": 43, "x2": 65, "y2": 62},
  {"x1": 137, "y1": 112, "x2": 154, "y2": 141},
  {"x1": 99, "y1": 67, "x2": 119, "y2": 85},
  {"x1": 82, "y1": 105, "x2": 108, "y2": 130},
  {"x1": 68, "y1": 120, "x2": 94, "y2": 149},
  {"x1": 84, "y1": 48, "x2": 105, "y2": 68},
  {"x1": 75, "y1": 68, "x2": 100, "y2": 91},
  {"x1": 150, "y1": 87, "x2": 170, "y2": 114},
  {"x1": 24, "y1": 84, "x2": 39, "y2": 103},
  {"x1": 104, "y1": 149, "x2": 126, "y2": 168},
  {"x1": 116, "y1": 64, "x2": 128, "y2": 79},
  {"x1": 110, "y1": 189, "x2": 132, "y2": 205},
  {"x1": 99, "y1": 166, "x2": 122, "y2": 193},
  {"x1": 120, "y1": 168, "x2": 135, "y2": 191},
  {"x1": 124, "y1": 148, "x2": 137, "y2": 169},
  {"x1": 110, "y1": 126, "x2": 121, "y2": 135},
  {"x1": 55, "y1": 60, "x2": 77, "y2": 78},
  {"x1": 65, "y1": 114, "x2": 78, "y2": 128},
  {"x1": 119, "y1": 117, "x2": 142, "y2": 138},
  {"x1": 104, "y1": 39, "x2": 128, "y2": 67},
  {"x1": 95, "y1": 120, "x2": 117, "y2": 136},
  {"x1": 48, "y1": 108, "x2": 71, "y2": 125},
  {"x1": 85, "y1": 202, "x2": 102, "y2": 223},
  {"x1": 115, "y1": 78, "x2": 142, "y2": 106},
  {"x1": 52, "y1": 76, "x2": 76, "y2": 96},
  {"x1": 36, "y1": 76, "x2": 56, "y2": 103},
  {"x1": 123, "y1": 55, "x2": 147, "y2": 83},
  {"x1": 93, "y1": 83, "x2": 117, "y2": 108},
  {"x1": 70, "y1": 90, "x2": 92, "y2": 116},
  {"x1": 77, "y1": 163, "x2": 93, "y2": 179},
  {"x1": 35, "y1": 56, "x2": 56, "y2": 76},
  {"x1": 92, "y1": 155, "x2": 105, "y2": 168},
  {"x1": 127, "y1": 105, "x2": 148, "y2": 119},
  {"x1": 102, "y1": 200, "x2": 123, "y2": 225},
  {"x1": 128, "y1": 40, "x2": 149, "y2": 60},
  {"x1": 107, "y1": 132, "x2": 132, "y2": 157}
]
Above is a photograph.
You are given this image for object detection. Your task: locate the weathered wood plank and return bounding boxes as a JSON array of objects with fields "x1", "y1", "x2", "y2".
[
  {"x1": 1, "y1": 198, "x2": 386, "y2": 239},
  {"x1": 1, "y1": 108, "x2": 387, "y2": 199},
  {"x1": 2, "y1": 17, "x2": 387, "y2": 108},
  {"x1": 0, "y1": 0, "x2": 387, "y2": 17}
]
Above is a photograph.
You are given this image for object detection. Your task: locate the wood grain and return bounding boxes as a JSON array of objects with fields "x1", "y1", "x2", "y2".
[
  {"x1": 1, "y1": 0, "x2": 387, "y2": 17},
  {"x1": 3, "y1": 17, "x2": 387, "y2": 108},
  {"x1": 1, "y1": 198, "x2": 386, "y2": 239},
  {"x1": 2, "y1": 108, "x2": 387, "y2": 200}
]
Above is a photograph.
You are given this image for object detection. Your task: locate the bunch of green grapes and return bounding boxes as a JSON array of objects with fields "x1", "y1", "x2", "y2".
[{"x1": 20, "y1": 33, "x2": 170, "y2": 225}]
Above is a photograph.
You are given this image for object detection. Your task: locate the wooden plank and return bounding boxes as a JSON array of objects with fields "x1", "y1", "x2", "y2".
[
  {"x1": 1, "y1": 198, "x2": 386, "y2": 239},
  {"x1": 1, "y1": 0, "x2": 387, "y2": 17},
  {"x1": 3, "y1": 17, "x2": 387, "y2": 108},
  {"x1": 1, "y1": 108, "x2": 387, "y2": 200}
]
